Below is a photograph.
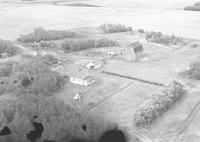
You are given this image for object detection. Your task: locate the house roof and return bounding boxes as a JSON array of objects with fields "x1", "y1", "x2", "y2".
[{"x1": 64, "y1": 64, "x2": 93, "y2": 80}]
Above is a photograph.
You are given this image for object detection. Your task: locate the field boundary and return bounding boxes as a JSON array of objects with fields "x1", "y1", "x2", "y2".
[{"x1": 101, "y1": 71, "x2": 164, "y2": 86}]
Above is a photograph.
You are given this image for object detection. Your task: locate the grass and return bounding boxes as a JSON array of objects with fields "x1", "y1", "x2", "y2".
[
  {"x1": 99, "y1": 24, "x2": 132, "y2": 33},
  {"x1": 17, "y1": 27, "x2": 81, "y2": 43},
  {"x1": 61, "y1": 38, "x2": 119, "y2": 52}
]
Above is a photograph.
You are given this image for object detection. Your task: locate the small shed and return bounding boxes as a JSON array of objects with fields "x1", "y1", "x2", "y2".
[
  {"x1": 86, "y1": 63, "x2": 95, "y2": 69},
  {"x1": 86, "y1": 60, "x2": 104, "y2": 70}
]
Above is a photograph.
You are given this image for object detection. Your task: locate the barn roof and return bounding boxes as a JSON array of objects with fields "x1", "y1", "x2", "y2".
[{"x1": 127, "y1": 41, "x2": 143, "y2": 53}]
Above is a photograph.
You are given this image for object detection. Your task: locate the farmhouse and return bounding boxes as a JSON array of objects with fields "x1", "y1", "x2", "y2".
[
  {"x1": 68, "y1": 65, "x2": 95, "y2": 86},
  {"x1": 122, "y1": 41, "x2": 143, "y2": 61}
]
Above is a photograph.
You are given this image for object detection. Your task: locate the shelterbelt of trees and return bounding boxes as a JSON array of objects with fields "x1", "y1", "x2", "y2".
[{"x1": 17, "y1": 27, "x2": 82, "y2": 43}]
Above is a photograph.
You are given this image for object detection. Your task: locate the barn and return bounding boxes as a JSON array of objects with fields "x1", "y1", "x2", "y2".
[{"x1": 122, "y1": 41, "x2": 143, "y2": 61}]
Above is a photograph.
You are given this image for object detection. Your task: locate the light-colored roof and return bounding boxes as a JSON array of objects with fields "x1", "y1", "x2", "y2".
[{"x1": 65, "y1": 64, "x2": 93, "y2": 80}]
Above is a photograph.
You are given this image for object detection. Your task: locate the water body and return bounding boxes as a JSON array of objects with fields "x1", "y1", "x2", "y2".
[{"x1": 0, "y1": 0, "x2": 200, "y2": 40}]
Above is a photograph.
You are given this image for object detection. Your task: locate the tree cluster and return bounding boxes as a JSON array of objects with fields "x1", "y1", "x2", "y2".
[
  {"x1": 99, "y1": 24, "x2": 132, "y2": 33},
  {"x1": 145, "y1": 31, "x2": 183, "y2": 45},
  {"x1": 18, "y1": 27, "x2": 81, "y2": 43}
]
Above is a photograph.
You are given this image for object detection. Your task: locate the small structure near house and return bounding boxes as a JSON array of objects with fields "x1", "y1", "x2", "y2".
[
  {"x1": 68, "y1": 66, "x2": 95, "y2": 86},
  {"x1": 87, "y1": 63, "x2": 95, "y2": 69},
  {"x1": 107, "y1": 51, "x2": 116, "y2": 57},
  {"x1": 86, "y1": 60, "x2": 104, "y2": 70},
  {"x1": 73, "y1": 92, "x2": 84, "y2": 101},
  {"x1": 122, "y1": 41, "x2": 143, "y2": 61},
  {"x1": 57, "y1": 61, "x2": 62, "y2": 65}
]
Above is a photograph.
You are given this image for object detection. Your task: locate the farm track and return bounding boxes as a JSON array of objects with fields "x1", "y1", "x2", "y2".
[{"x1": 101, "y1": 71, "x2": 164, "y2": 86}]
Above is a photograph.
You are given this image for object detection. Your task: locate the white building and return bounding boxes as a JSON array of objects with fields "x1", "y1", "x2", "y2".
[{"x1": 68, "y1": 66, "x2": 95, "y2": 86}]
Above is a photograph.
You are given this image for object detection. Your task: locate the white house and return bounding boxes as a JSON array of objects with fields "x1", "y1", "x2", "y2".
[{"x1": 68, "y1": 66, "x2": 95, "y2": 86}]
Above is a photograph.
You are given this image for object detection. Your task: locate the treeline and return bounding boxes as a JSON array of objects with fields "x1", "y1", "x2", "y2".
[
  {"x1": 133, "y1": 81, "x2": 185, "y2": 126},
  {"x1": 0, "y1": 56, "x2": 65, "y2": 97},
  {"x1": 184, "y1": 2, "x2": 200, "y2": 11},
  {"x1": 99, "y1": 24, "x2": 132, "y2": 33},
  {"x1": 18, "y1": 27, "x2": 81, "y2": 43},
  {"x1": 0, "y1": 39, "x2": 19, "y2": 58},
  {"x1": 62, "y1": 38, "x2": 119, "y2": 51},
  {"x1": 145, "y1": 31, "x2": 183, "y2": 45}
]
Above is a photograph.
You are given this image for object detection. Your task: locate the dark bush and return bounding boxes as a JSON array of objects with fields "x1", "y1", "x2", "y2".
[
  {"x1": 0, "y1": 39, "x2": 18, "y2": 57},
  {"x1": 99, "y1": 24, "x2": 132, "y2": 33},
  {"x1": 183, "y1": 61, "x2": 200, "y2": 80},
  {"x1": 38, "y1": 54, "x2": 59, "y2": 65},
  {"x1": 98, "y1": 129, "x2": 127, "y2": 142},
  {"x1": 137, "y1": 29, "x2": 144, "y2": 33},
  {"x1": 62, "y1": 38, "x2": 119, "y2": 51},
  {"x1": 133, "y1": 81, "x2": 185, "y2": 126},
  {"x1": 0, "y1": 61, "x2": 17, "y2": 77},
  {"x1": 18, "y1": 27, "x2": 81, "y2": 43},
  {"x1": 145, "y1": 31, "x2": 183, "y2": 45}
]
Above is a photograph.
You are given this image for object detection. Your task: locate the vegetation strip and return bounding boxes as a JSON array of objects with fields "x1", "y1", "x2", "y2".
[{"x1": 101, "y1": 71, "x2": 164, "y2": 86}]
